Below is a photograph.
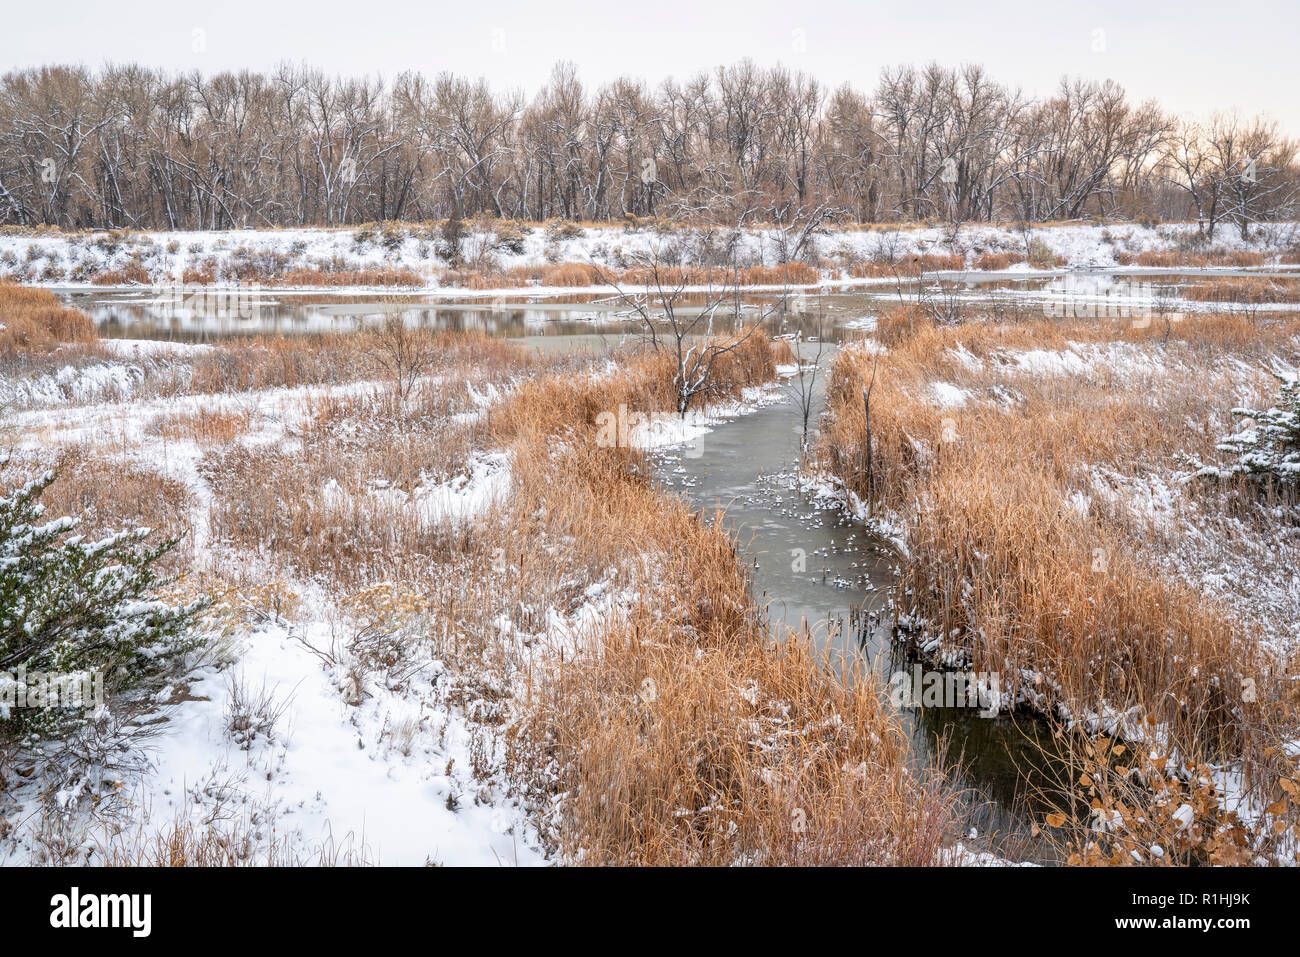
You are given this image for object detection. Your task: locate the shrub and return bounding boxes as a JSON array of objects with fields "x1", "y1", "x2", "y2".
[
  {"x1": 1026, "y1": 237, "x2": 1057, "y2": 268},
  {"x1": 1197, "y1": 373, "x2": 1300, "y2": 491},
  {"x1": 379, "y1": 222, "x2": 407, "y2": 255},
  {"x1": 89, "y1": 261, "x2": 151, "y2": 285},
  {"x1": 491, "y1": 220, "x2": 528, "y2": 255},
  {"x1": 438, "y1": 217, "x2": 465, "y2": 265},
  {"x1": 543, "y1": 218, "x2": 585, "y2": 241},
  {"x1": 0, "y1": 470, "x2": 201, "y2": 740}
]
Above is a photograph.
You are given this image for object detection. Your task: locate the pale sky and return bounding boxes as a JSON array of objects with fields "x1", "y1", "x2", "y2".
[{"x1": 4, "y1": 0, "x2": 1297, "y2": 135}]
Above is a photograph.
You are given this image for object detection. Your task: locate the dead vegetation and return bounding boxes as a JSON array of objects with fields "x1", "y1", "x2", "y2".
[
  {"x1": 0, "y1": 281, "x2": 97, "y2": 356},
  {"x1": 25, "y1": 316, "x2": 964, "y2": 865},
  {"x1": 1183, "y1": 276, "x2": 1300, "y2": 304},
  {"x1": 1115, "y1": 249, "x2": 1267, "y2": 268},
  {"x1": 815, "y1": 307, "x2": 1300, "y2": 845},
  {"x1": 481, "y1": 343, "x2": 962, "y2": 864}
]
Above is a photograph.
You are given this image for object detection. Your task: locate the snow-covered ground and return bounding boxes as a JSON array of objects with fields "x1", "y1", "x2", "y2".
[
  {"x1": 0, "y1": 371, "x2": 545, "y2": 864},
  {"x1": 0, "y1": 346, "x2": 799, "y2": 865},
  {"x1": 2, "y1": 220, "x2": 1297, "y2": 295}
]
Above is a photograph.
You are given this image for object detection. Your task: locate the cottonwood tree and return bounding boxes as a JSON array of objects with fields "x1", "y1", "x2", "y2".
[
  {"x1": 1161, "y1": 118, "x2": 1225, "y2": 238},
  {"x1": 1205, "y1": 113, "x2": 1298, "y2": 239},
  {"x1": 0, "y1": 60, "x2": 1292, "y2": 229}
]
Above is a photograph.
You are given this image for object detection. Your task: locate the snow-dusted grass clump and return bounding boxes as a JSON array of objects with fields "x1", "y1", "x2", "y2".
[{"x1": 815, "y1": 304, "x2": 1300, "y2": 864}]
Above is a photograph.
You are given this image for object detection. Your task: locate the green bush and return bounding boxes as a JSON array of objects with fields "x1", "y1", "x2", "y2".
[
  {"x1": 1196, "y1": 373, "x2": 1300, "y2": 491},
  {"x1": 0, "y1": 469, "x2": 201, "y2": 740}
]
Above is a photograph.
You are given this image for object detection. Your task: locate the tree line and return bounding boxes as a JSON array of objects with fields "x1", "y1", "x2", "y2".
[{"x1": 1, "y1": 60, "x2": 1295, "y2": 237}]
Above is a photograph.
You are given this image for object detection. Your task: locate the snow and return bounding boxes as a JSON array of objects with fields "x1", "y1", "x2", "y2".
[
  {"x1": 0, "y1": 361, "x2": 149, "y2": 409},
  {"x1": 0, "y1": 364, "x2": 555, "y2": 865},
  {"x1": 132, "y1": 612, "x2": 544, "y2": 866},
  {"x1": 98, "y1": 338, "x2": 213, "y2": 359},
  {"x1": 4, "y1": 220, "x2": 1297, "y2": 294},
  {"x1": 929, "y1": 382, "x2": 970, "y2": 408},
  {"x1": 0, "y1": 328, "x2": 808, "y2": 865}
]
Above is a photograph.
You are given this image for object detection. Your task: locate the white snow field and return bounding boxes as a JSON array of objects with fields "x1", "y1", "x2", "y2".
[{"x1": 2, "y1": 220, "x2": 1296, "y2": 296}]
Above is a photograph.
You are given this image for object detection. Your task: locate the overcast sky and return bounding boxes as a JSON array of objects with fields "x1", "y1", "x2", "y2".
[{"x1": 5, "y1": 0, "x2": 1297, "y2": 134}]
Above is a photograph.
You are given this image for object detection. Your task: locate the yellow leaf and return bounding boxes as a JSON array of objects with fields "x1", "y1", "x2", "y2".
[
  {"x1": 1079, "y1": 773, "x2": 1093, "y2": 787},
  {"x1": 1046, "y1": 813, "x2": 1067, "y2": 828}
]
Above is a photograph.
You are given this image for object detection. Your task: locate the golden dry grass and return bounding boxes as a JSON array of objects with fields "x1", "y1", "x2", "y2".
[
  {"x1": 187, "y1": 327, "x2": 961, "y2": 864},
  {"x1": 816, "y1": 309, "x2": 1299, "y2": 761},
  {"x1": 974, "y1": 252, "x2": 1025, "y2": 271},
  {"x1": 271, "y1": 267, "x2": 424, "y2": 287},
  {"x1": 439, "y1": 261, "x2": 822, "y2": 289},
  {"x1": 0, "y1": 281, "x2": 97, "y2": 356},
  {"x1": 1115, "y1": 249, "x2": 1267, "y2": 268},
  {"x1": 148, "y1": 407, "x2": 257, "y2": 446},
  {"x1": 1184, "y1": 276, "x2": 1300, "y2": 303},
  {"x1": 10, "y1": 312, "x2": 970, "y2": 866},
  {"x1": 482, "y1": 342, "x2": 961, "y2": 864},
  {"x1": 848, "y1": 253, "x2": 967, "y2": 278},
  {"x1": 89, "y1": 262, "x2": 151, "y2": 285}
]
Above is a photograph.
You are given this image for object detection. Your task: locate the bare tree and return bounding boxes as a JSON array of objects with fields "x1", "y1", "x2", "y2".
[
  {"x1": 784, "y1": 316, "x2": 826, "y2": 451},
  {"x1": 595, "y1": 231, "x2": 782, "y2": 419},
  {"x1": 367, "y1": 309, "x2": 435, "y2": 403},
  {"x1": 0, "y1": 59, "x2": 1291, "y2": 230}
]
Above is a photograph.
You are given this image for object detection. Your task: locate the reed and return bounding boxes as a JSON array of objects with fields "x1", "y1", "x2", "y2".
[
  {"x1": 815, "y1": 308, "x2": 1299, "y2": 767},
  {"x1": 0, "y1": 281, "x2": 97, "y2": 356}
]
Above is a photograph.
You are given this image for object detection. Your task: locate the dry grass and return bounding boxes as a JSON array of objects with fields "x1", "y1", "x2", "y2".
[
  {"x1": 974, "y1": 252, "x2": 1025, "y2": 271},
  {"x1": 101, "y1": 815, "x2": 373, "y2": 866},
  {"x1": 89, "y1": 262, "x2": 152, "y2": 285},
  {"x1": 848, "y1": 253, "x2": 967, "y2": 278},
  {"x1": 482, "y1": 342, "x2": 962, "y2": 864},
  {"x1": 1116, "y1": 249, "x2": 1267, "y2": 268},
  {"x1": 191, "y1": 326, "x2": 961, "y2": 864},
  {"x1": 0, "y1": 281, "x2": 97, "y2": 356},
  {"x1": 86, "y1": 262, "x2": 423, "y2": 288},
  {"x1": 1184, "y1": 276, "x2": 1300, "y2": 303},
  {"x1": 507, "y1": 584, "x2": 961, "y2": 865},
  {"x1": 10, "y1": 312, "x2": 970, "y2": 866},
  {"x1": 270, "y1": 267, "x2": 424, "y2": 287},
  {"x1": 172, "y1": 329, "x2": 520, "y2": 396},
  {"x1": 816, "y1": 309, "x2": 1300, "y2": 769},
  {"x1": 148, "y1": 407, "x2": 258, "y2": 446}
]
